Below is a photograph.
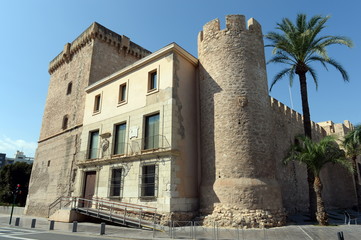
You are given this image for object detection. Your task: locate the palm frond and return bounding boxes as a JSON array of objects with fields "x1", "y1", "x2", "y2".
[
  {"x1": 284, "y1": 135, "x2": 352, "y2": 176},
  {"x1": 265, "y1": 13, "x2": 353, "y2": 92},
  {"x1": 307, "y1": 15, "x2": 324, "y2": 29},
  {"x1": 324, "y1": 58, "x2": 350, "y2": 81},
  {"x1": 296, "y1": 14, "x2": 307, "y2": 32},
  {"x1": 270, "y1": 67, "x2": 294, "y2": 91},
  {"x1": 319, "y1": 36, "x2": 354, "y2": 48},
  {"x1": 307, "y1": 66, "x2": 319, "y2": 90}
]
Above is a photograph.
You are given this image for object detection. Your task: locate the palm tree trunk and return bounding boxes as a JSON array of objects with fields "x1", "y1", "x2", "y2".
[
  {"x1": 314, "y1": 175, "x2": 328, "y2": 225},
  {"x1": 298, "y1": 72, "x2": 317, "y2": 221},
  {"x1": 351, "y1": 155, "x2": 361, "y2": 209},
  {"x1": 298, "y1": 73, "x2": 312, "y2": 139}
]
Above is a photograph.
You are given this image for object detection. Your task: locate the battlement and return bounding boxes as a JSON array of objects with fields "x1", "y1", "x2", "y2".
[
  {"x1": 198, "y1": 15, "x2": 262, "y2": 42},
  {"x1": 48, "y1": 22, "x2": 151, "y2": 74},
  {"x1": 270, "y1": 97, "x2": 324, "y2": 135}
]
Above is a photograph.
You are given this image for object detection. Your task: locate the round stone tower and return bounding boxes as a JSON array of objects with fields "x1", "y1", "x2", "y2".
[{"x1": 198, "y1": 15, "x2": 285, "y2": 227}]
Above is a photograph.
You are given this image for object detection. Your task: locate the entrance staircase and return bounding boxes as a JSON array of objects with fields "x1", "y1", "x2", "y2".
[{"x1": 48, "y1": 196, "x2": 159, "y2": 229}]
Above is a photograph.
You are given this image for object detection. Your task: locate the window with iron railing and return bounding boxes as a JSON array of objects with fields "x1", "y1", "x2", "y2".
[
  {"x1": 144, "y1": 113, "x2": 159, "y2": 150},
  {"x1": 113, "y1": 123, "x2": 126, "y2": 155},
  {"x1": 109, "y1": 168, "x2": 123, "y2": 197},
  {"x1": 88, "y1": 130, "x2": 99, "y2": 159},
  {"x1": 140, "y1": 164, "x2": 157, "y2": 198}
]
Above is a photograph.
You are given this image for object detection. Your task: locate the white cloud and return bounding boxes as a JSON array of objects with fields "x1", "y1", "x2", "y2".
[{"x1": 0, "y1": 136, "x2": 37, "y2": 158}]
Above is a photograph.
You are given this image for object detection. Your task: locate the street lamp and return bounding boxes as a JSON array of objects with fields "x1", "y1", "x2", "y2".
[{"x1": 9, "y1": 184, "x2": 21, "y2": 225}]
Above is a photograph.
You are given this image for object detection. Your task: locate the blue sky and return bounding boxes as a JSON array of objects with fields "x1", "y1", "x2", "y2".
[{"x1": 0, "y1": 0, "x2": 360, "y2": 157}]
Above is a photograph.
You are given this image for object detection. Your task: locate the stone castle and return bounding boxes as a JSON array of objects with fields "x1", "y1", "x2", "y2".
[{"x1": 25, "y1": 15, "x2": 358, "y2": 228}]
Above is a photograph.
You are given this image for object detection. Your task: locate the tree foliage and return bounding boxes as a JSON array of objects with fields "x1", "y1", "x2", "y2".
[
  {"x1": 266, "y1": 13, "x2": 353, "y2": 220},
  {"x1": 343, "y1": 125, "x2": 361, "y2": 208},
  {"x1": 284, "y1": 135, "x2": 353, "y2": 225},
  {"x1": 343, "y1": 125, "x2": 361, "y2": 159},
  {"x1": 265, "y1": 14, "x2": 353, "y2": 91},
  {"x1": 0, "y1": 162, "x2": 32, "y2": 206}
]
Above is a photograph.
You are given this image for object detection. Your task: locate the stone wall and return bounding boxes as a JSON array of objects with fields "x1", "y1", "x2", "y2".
[
  {"x1": 198, "y1": 15, "x2": 284, "y2": 228},
  {"x1": 25, "y1": 130, "x2": 79, "y2": 216},
  {"x1": 270, "y1": 97, "x2": 324, "y2": 213},
  {"x1": 270, "y1": 97, "x2": 357, "y2": 213},
  {"x1": 26, "y1": 22, "x2": 151, "y2": 217}
]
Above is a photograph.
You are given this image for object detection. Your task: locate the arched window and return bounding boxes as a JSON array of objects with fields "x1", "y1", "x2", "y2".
[
  {"x1": 67, "y1": 82, "x2": 72, "y2": 95},
  {"x1": 62, "y1": 115, "x2": 69, "y2": 130}
]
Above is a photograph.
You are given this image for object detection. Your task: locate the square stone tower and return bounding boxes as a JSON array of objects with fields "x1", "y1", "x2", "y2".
[{"x1": 25, "y1": 22, "x2": 151, "y2": 216}]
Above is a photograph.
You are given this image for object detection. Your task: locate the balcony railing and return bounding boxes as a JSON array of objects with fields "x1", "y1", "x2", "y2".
[{"x1": 76, "y1": 135, "x2": 170, "y2": 162}]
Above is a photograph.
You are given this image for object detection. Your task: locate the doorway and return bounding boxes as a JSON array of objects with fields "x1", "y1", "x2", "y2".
[{"x1": 82, "y1": 171, "x2": 96, "y2": 207}]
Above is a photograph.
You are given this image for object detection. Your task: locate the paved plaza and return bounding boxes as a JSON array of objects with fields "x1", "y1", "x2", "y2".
[{"x1": 0, "y1": 211, "x2": 360, "y2": 239}]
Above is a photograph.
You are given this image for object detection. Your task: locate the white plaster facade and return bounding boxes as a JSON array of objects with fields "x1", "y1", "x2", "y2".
[{"x1": 73, "y1": 43, "x2": 199, "y2": 216}]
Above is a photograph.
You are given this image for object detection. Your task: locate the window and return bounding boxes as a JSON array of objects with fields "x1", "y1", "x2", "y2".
[
  {"x1": 93, "y1": 94, "x2": 101, "y2": 113},
  {"x1": 118, "y1": 83, "x2": 127, "y2": 103},
  {"x1": 67, "y1": 82, "x2": 72, "y2": 95},
  {"x1": 88, "y1": 130, "x2": 99, "y2": 159},
  {"x1": 113, "y1": 123, "x2": 126, "y2": 155},
  {"x1": 141, "y1": 164, "x2": 157, "y2": 197},
  {"x1": 148, "y1": 71, "x2": 157, "y2": 92},
  {"x1": 62, "y1": 115, "x2": 68, "y2": 130},
  {"x1": 144, "y1": 113, "x2": 159, "y2": 150},
  {"x1": 110, "y1": 168, "x2": 122, "y2": 197}
]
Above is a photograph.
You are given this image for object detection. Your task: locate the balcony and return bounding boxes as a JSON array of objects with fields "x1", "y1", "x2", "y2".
[{"x1": 76, "y1": 135, "x2": 172, "y2": 165}]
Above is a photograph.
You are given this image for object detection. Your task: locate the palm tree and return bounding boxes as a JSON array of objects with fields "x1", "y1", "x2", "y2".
[
  {"x1": 285, "y1": 135, "x2": 353, "y2": 225},
  {"x1": 265, "y1": 14, "x2": 353, "y2": 139},
  {"x1": 265, "y1": 14, "x2": 353, "y2": 220},
  {"x1": 343, "y1": 125, "x2": 361, "y2": 208}
]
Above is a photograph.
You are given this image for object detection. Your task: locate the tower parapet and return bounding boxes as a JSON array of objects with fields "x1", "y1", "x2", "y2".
[
  {"x1": 198, "y1": 15, "x2": 285, "y2": 228},
  {"x1": 49, "y1": 22, "x2": 151, "y2": 74}
]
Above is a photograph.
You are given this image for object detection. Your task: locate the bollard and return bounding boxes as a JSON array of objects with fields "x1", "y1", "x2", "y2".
[
  {"x1": 100, "y1": 222, "x2": 105, "y2": 235},
  {"x1": 15, "y1": 218, "x2": 20, "y2": 226},
  {"x1": 72, "y1": 221, "x2": 78, "y2": 232},
  {"x1": 337, "y1": 231, "x2": 344, "y2": 240},
  {"x1": 31, "y1": 219, "x2": 36, "y2": 228},
  {"x1": 49, "y1": 220, "x2": 55, "y2": 230}
]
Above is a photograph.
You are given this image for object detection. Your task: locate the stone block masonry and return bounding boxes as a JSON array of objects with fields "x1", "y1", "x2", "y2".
[
  {"x1": 26, "y1": 22, "x2": 151, "y2": 217},
  {"x1": 198, "y1": 15, "x2": 285, "y2": 228}
]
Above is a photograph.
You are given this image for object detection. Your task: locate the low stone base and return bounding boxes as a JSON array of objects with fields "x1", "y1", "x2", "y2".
[
  {"x1": 200, "y1": 205, "x2": 286, "y2": 228},
  {"x1": 159, "y1": 211, "x2": 197, "y2": 225},
  {"x1": 49, "y1": 209, "x2": 88, "y2": 222}
]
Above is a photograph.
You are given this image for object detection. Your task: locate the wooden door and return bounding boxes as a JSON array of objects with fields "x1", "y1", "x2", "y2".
[{"x1": 82, "y1": 171, "x2": 96, "y2": 207}]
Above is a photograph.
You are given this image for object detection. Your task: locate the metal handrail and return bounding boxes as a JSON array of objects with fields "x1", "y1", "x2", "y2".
[
  {"x1": 93, "y1": 197, "x2": 157, "y2": 212},
  {"x1": 49, "y1": 196, "x2": 158, "y2": 228},
  {"x1": 75, "y1": 197, "x2": 157, "y2": 227},
  {"x1": 47, "y1": 196, "x2": 74, "y2": 217},
  {"x1": 76, "y1": 135, "x2": 171, "y2": 163}
]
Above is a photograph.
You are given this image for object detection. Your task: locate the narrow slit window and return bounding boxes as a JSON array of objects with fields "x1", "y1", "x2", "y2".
[
  {"x1": 67, "y1": 82, "x2": 72, "y2": 95},
  {"x1": 62, "y1": 115, "x2": 69, "y2": 130}
]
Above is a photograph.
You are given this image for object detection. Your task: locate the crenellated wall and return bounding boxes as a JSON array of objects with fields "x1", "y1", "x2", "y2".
[
  {"x1": 49, "y1": 22, "x2": 151, "y2": 74},
  {"x1": 270, "y1": 96, "x2": 356, "y2": 213}
]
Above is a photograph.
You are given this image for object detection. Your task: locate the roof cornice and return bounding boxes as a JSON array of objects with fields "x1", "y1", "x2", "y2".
[{"x1": 85, "y1": 43, "x2": 198, "y2": 93}]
